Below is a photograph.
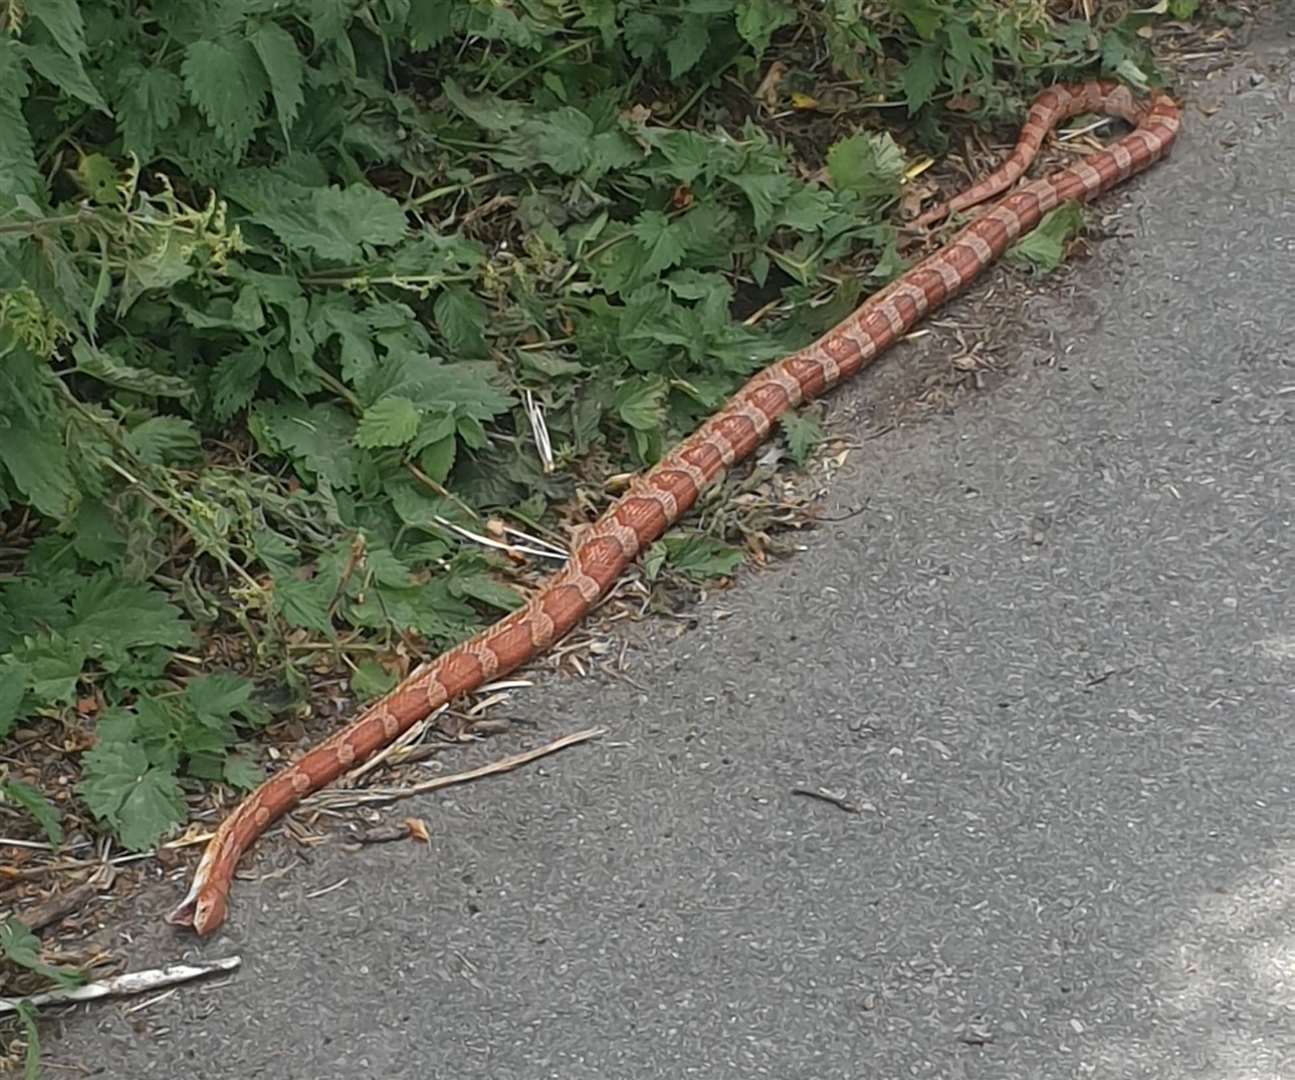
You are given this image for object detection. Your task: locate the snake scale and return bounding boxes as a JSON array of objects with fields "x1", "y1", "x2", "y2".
[{"x1": 168, "y1": 81, "x2": 1182, "y2": 935}]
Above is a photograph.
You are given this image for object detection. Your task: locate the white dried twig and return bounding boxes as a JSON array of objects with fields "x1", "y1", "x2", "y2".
[
  {"x1": 0, "y1": 958, "x2": 241, "y2": 1015},
  {"x1": 524, "y1": 389, "x2": 554, "y2": 474},
  {"x1": 305, "y1": 727, "x2": 607, "y2": 811}
]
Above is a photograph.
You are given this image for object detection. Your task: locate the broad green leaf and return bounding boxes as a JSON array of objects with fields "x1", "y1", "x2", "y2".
[
  {"x1": 453, "y1": 572, "x2": 524, "y2": 612},
  {"x1": 21, "y1": 42, "x2": 109, "y2": 113},
  {"x1": 115, "y1": 66, "x2": 183, "y2": 160},
  {"x1": 222, "y1": 753, "x2": 263, "y2": 790},
  {"x1": 252, "y1": 185, "x2": 409, "y2": 262},
  {"x1": 181, "y1": 38, "x2": 269, "y2": 157},
  {"x1": 272, "y1": 575, "x2": 335, "y2": 634},
  {"x1": 736, "y1": 0, "x2": 795, "y2": 54},
  {"x1": 0, "y1": 39, "x2": 38, "y2": 196},
  {"x1": 434, "y1": 286, "x2": 488, "y2": 359},
  {"x1": 418, "y1": 434, "x2": 457, "y2": 485},
  {"x1": 211, "y1": 345, "x2": 265, "y2": 419},
  {"x1": 0, "y1": 917, "x2": 83, "y2": 989},
  {"x1": 68, "y1": 573, "x2": 194, "y2": 665},
  {"x1": 350, "y1": 659, "x2": 399, "y2": 699},
  {"x1": 666, "y1": 14, "x2": 710, "y2": 77},
  {"x1": 78, "y1": 741, "x2": 187, "y2": 851},
  {"x1": 1007, "y1": 203, "x2": 1085, "y2": 272},
  {"x1": 0, "y1": 778, "x2": 64, "y2": 845},
  {"x1": 122, "y1": 416, "x2": 202, "y2": 465},
  {"x1": 662, "y1": 534, "x2": 743, "y2": 581},
  {"x1": 779, "y1": 411, "x2": 824, "y2": 465},
  {"x1": 630, "y1": 210, "x2": 688, "y2": 277},
  {"x1": 356, "y1": 395, "x2": 421, "y2": 448},
  {"x1": 826, "y1": 132, "x2": 907, "y2": 201},
  {"x1": 0, "y1": 417, "x2": 75, "y2": 520},
  {"x1": 0, "y1": 658, "x2": 28, "y2": 737},
  {"x1": 250, "y1": 22, "x2": 305, "y2": 142},
  {"x1": 27, "y1": 0, "x2": 87, "y2": 61},
  {"x1": 902, "y1": 42, "x2": 942, "y2": 113},
  {"x1": 614, "y1": 377, "x2": 668, "y2": 431}
]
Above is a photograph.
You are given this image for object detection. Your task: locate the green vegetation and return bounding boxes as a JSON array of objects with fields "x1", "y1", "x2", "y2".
[{"x1": 1, "y1": 0, "x2": 1212, "y2": 858}]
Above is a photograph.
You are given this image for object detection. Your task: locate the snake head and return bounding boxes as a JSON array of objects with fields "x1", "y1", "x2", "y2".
[{"x1": 165, "y1": 883, "x2": 228, "y2": 936}]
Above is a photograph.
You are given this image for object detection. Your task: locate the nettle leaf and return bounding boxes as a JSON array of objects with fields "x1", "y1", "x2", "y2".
[
  {"x1": 22, "y1": 42, "x2": 109, "y2": 114},
  {"x1": 223, "y1": 752, "x2": 263, "y2": 789},
  {"x1": 272, "y1": 575, "x2": 335, "y2": 635},
  {"x1": 452, "y1": 572, "x2": 524, "y2": 612},
  {"x1": 123, "y1": 416, "x2": 202, "y2": 466},
  {"x1": 18, "y1": 634, "x2": 87, "y2": 705},
  {"x1": 0, "y1": 778, "x2": 64, "y2": 845},
  {"x1": 116, "y1": 66, "x2": 184, "y2": 160},
  {"x1": 0, "y1": 658, "x2": 28, "y2": 738},
  {"x1": 251, "y1": 400, "x2": 357, "y2": 487},
  {"x1": 442, "y1": 76, "x2": 528, "y2": 132},
  {"x1": 779, "y1": 411, "x2": 824, "y2": 465},
  {"x1": 735, "y1": 0, "x2": 795, "y2": 54},
  {"x1": 249, "y1": 22, "x2": 305, "y2": 142},
  {"x1": 68, "y1": 573, "x2": 194, "y2": 667},
  {"x1": 78, "y1": 741, "x2": 187, "y2": 851},
  {"x1": 356, "y1": 395, "x2": 421, "y2": 448},
  {"x1": 0, "y1": 39, "x2": 38, "y2": 196},
  {"x1": 210, "y1": 345, "x2": 265, "y2": 420},
  {"x1": 28, "y1": 0, "x2": 88, "y2": 61},
  {"x1": 181, "y1": 38, "x2": 269, "y2": 157},
  {"x1": 630, "y1": 210, "x2": 688, "y2": 277},
  {"x1": 666, "y1": 14, "x2": 711, "y2": 77},
  {"x1": 614, "y1": 377, "x2": 668, "y2": 431},
  {"x1": 350, "y1": 659, "x2": 398, "y2": 700},
  {"x1": 662, "y1": 533, "x2": 744, "y2": 581},
  {"x1": 1006, "y1": 203, "x2": 1085, "y2": 272},
  {"x1": 902, "y1": 42, "x2": 943, "y2": 113},
  {"x1": 0, "y1": 415, "x2": 75, "y2": 519},
  {"x1": 253, "y1": 185, "x2": 409, "y2": 262},
  {"x1": 0, "y1": 918, "x2": 83, "y2": 989},
  {"x1": 826, "y1": 132, "x2": 907, "y2": 201},
  {"x1": 434, "y1": 286, "x2": 488, "y2": 359},
  {"x1": 728, "y1": 171, "x2": 794, "y2": 233}
]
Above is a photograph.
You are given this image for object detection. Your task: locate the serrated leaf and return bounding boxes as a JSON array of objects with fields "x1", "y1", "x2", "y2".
[
  {"x1": 630, "y1": 210, "x2": 688, "y2": 277},
  {"x1": 70, "y1": 498, "x2": 125, "y2": 566},
  {"x1": 252, "y1": 184, "x2": 409, "y2": 262},
  {"x1": 0, "y1": 917, "x2": 83, "y2": 989},
  {"x1": 826, "y1": 132, "x2": 907, "y2": 201},
  {"x1": 210, "y1": 345, "x2": 265, "y2": 420},
  {"x1": 433, "y1": 285, "x2": 487, "y2": 359},
  {"x1": 69, "y1": 339, "x2": 191, "y2": 398},
  {"x1": 453, "y1": 572, "x2": 524, "y2": 612},
  {"x1": 68, "y1": 573, "x2": 193, "y2": 665},
  {"x1": 614, "y1": 377, "x2": 668, "y2": 431},
  {"x1": 728, "y1": 172, "x2": 793, "y2": 233},
  {"x1": 0, "y1": 778, "x2": 64, "y2": 845},
  {"x1": 78, "y1": 741, "x2": 187, "y2": 851},
  {"x1": 666, "y1": 14, "x2": 710, "y2": 77},
  {"x1": 22, "y1": 42, "x2": 109, "y2": 113},
  {"x1": 356, "y1": 395, "x2": 421, "y2": 448},
  {"x1": 250, "y1": 22, "x2": 305, "y2": 142},
  {"x1": 350, "y1": 659, "x2": 399, "y2": 699},
  {"x1": 222, "y1": 752, "x2": 263, "y2": 790},
  {"x1": 662, "y1": 534, "x2": 744, "y2": 581},
  {"x1": 272, "y1": 575, "x2": 335, "y2": 634},
  {"x1": 0, "y1": 658, "x2": 28, "y2": 738},
  {"x1": 251, "y1": 401, "x2": 357, "y2": 487},
  {"x1": 735, "y1": 0, "x2": 794, "y2": 54},
  {"x1": 0, "y1": 39, "x2": 38, "y2": 196},
  {"x1": 1006, "y1": 203, "x2": 1085, "y2": 272},
  {"x1": 27, "y1": 0, "x2": 87, "y2": 60},
  {"x1": 779, "y1": 411, "x2": 824, "y2": 465},
  {"x1": 184, "y1": 673, "x2": 255, "y2": 722},
  {"x1": 116, "y1": 66, "x2": 183, "y2": 160},
  {"x1": 442, "y1": 76, "x2": 527, "y2": 132},
  {"x1": 418, "y1": 434, "x2": 457, "y2": 485},
  {"x1": 181, "y1": 38, "x2": 268, "y2": 157},
  {"x1": 15, "y1": 634, "x2": 85, "y2": 705},
  {"x1": 122, "y1": 416, "x2": 202, "y2": 466},
  {"x1": 0, "y1": 416, "x2": 75, "y2": 520},
  {"x1": 902, "y1": 42, "x2": 942, "y2": 113}
]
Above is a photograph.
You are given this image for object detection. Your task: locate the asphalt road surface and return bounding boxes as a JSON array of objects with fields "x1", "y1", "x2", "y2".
[{"x1": 43, "y1": 19, "x2": 1294, "y2": 1080}]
